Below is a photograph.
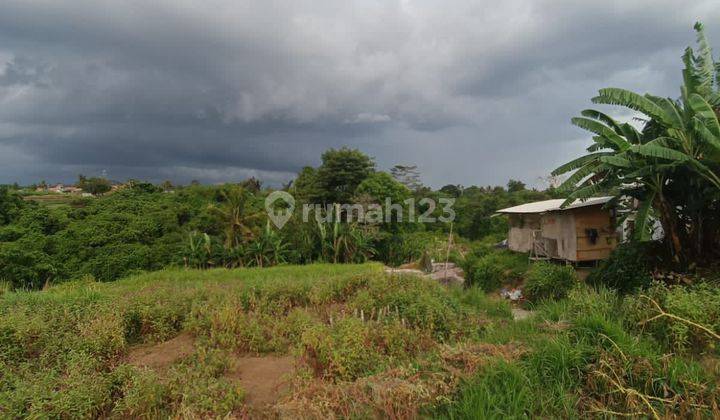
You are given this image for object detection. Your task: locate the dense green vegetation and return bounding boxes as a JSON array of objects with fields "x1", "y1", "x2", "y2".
[
  {"x1": 436, "y1": 283, "x2": 719, "y2": 419},
  {"x1": 462, "y1": 249, "x2": 529, "y2": 292},
  {"x1": 0, "y1": 150, "x2": 554, "y2": 290},
  {"x1": 523, "y1": 262, "x2": 577, "y2": 302},
  {"x1": 1, "y1": 184, "x2": 210, "y2": 288}
]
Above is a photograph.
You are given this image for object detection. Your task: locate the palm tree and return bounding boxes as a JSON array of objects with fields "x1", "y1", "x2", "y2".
[
  {"x1": 553, "y1": 22, "x2": 720, "y2": 265},
  {"x1": 207, "y1": 187, "x2": 263, "y2": 249}
]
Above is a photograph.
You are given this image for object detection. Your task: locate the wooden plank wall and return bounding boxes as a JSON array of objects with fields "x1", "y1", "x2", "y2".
[{"x1": 572, "y1": 206, "x2": 617, "y2": 261}]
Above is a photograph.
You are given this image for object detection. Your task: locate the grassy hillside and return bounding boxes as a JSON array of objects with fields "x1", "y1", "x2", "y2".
[
  {"x1": 0, "y1": 264, "x2": 510, "y2": 417},
  {"x1": 1, "y1": 264, "x2": 717, "y2": 418}
]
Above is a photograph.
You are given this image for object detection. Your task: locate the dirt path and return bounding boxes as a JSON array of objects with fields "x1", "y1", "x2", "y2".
[
  {"x1": 384, "y1": 262, "x2": 465, "y2": 286},
  {"x1": 225, "y1": 355, "x2": 296, "y2": 407},
  {"x1": 127, "y1": 332, "x2": 195, "y2": 369}
]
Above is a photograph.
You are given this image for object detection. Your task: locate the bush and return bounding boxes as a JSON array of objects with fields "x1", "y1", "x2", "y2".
[
  {"x1": 623, "y1": 282, "x2": 720, "y2": 354},
  {"x1": 463, "y1": 255, "x2": 503, "y2": 292},
  {"x1": 474, "y1": 282, "x2": 718, "y2": 419},
  {"x1": 301, "y1": 318, "x2": 384, "y2": 381},
  {"x1": 463, "y1": 250, "x2": 528, "y2": 292},
  {"x1": 376, "y1": 231, "x2": 445, "y2": 267},
  {"x1": 524, "y1": 262, "x2": 577, "y2": 302},
  {"x1": 587, "y1": 242, "x2": 655, "y2": 294},
  {"x1": 347, "y1": 274, "x2": 471, "y2": 340},
  {"x1": 437, "y1": 360, "x2": 534, "y2": 418}
]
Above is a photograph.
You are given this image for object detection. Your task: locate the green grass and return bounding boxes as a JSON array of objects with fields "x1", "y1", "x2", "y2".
[
  {"x1": 437, "y1": 359, "x2": 535, "y2": 419},
  {"x1": 0, "y1": 263, "x2": 512, "y2": 418},
  {"x1": 434, "y1": 284, "x2": 720, "y2": 419},
  {"x1": 1, "y1": 263, "x2": 718, "y2": 418},
  {"x1": 462, "y1": 250, "x2": 529, "y2": 292}
]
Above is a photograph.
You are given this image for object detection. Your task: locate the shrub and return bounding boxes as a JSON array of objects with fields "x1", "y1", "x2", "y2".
[
  {"x1": 451, "y1": 286, "x2": 512, "y2": 319},
  {"x1": 586, "y1": 242, "x2": 655, "y2": 294},
  {"x1": 111, "y1": 349, "x2": 244, "y2": 417},
  {"x1": 301, "y1": 318, "x2": 383, "y2": 381},
  {"x1": 376, "y1": 231, "x2": 445, "y2": 267},
  {"x1": 623, "y1": 282, "x2": 720, "y2": 354},
  {"x1": 463, "y1": 250, "x2": 528, "y2": 292},
  {"x1": 463, "y1": 255, "x2": 503, "y2": 292},
  {"x1": 524, "y1": 262, "x2": 577, "y2": 302},
  {"x1": 347, "y1": 274, "x2": 470, "y2": 340}
]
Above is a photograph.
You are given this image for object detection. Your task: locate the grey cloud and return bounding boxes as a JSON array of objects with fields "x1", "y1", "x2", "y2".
[
  {"x1": 0, "y1": 0, "x2": 718, "y2": 187},
  {"x1": 0, "y1": 56, "x2": 51, "y2": 87}
]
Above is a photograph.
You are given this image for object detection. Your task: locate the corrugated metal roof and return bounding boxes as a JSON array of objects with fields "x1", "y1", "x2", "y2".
[{"x1": 495, "y1": 196, "x2": 613, "y2": 214}]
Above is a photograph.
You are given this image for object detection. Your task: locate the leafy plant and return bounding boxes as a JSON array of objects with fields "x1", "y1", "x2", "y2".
[
  {"x1": 0, "y1": 186, "x2": 24, "y2": 226},
  {"x1": 463, "y1": 250, "x2": 528, "y2": 292},
  {"x1": 524, "y1": 262, "x2": 577, "y2": 302},
  {"x1": 184, "y1": 231, "x2": 214, "y2": 269},
  {"x1": 587, "y1": 242, "x2": 656, "y2": 293},
  {"x1": 316, "y1": 147, "x2": 375, "y2": 204}
]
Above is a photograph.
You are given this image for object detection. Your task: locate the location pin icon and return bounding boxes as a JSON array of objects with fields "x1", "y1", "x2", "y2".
[{"x1": 265, "y1": 191, "x2": 295, "y2": 229}]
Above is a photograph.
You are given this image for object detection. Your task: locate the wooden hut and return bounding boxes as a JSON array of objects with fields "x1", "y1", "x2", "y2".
[{"x1": 496, "y1": 197, "x2": 618, "y2": 263}]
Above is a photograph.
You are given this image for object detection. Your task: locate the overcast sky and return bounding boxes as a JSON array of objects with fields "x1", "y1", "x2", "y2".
[{"x1": 1, "y1": 1, "x2": 718, "y2": 188}]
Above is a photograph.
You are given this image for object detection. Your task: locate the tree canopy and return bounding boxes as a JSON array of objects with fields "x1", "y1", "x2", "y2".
[
  {"x1": 79, "y1": 176, "x2": 112, "y2": 196},
  {"x1": 316, "y1": 148, "x2": 375, "y2": 204}
]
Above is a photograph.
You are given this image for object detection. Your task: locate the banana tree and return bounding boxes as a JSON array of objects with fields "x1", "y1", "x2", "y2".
[
  {"x1": 553, "y1": 22, "x2": 720, "y2": 265},
  {"x1": 185, "y1": 231, "x2": 213, "y2": 269}
]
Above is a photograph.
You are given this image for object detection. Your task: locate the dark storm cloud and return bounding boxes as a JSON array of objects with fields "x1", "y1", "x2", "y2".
[{"x1": 0, "y1": 0, "x2": 718, "y2": 187}]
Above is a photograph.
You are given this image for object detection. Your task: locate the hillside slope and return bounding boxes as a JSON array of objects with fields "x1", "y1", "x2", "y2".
[
  {"x1": 0, "y1": 263, "x2": 514, "y2": 418},
  {"x1": 1, "y1": 264, "x2": 717, "y2": 418}
]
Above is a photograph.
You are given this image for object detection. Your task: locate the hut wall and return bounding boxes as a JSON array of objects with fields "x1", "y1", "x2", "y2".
[
  {"x1": 540, "y1": 212, "x2": 577, "y2": 260},
  {"x1": 572, "y1": 206, "x2": 617, "y2": 261},
  {"x1": 504, "y1": 206, "x2": 618, "y2": 261},
  {"x1": 506, "y1": 214, "x2": 540, "y2": 252}
]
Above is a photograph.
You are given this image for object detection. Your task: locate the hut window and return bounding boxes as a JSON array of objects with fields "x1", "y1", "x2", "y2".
[{"x1": 585, "y1": 228, "x2": 599, "y2": 244}]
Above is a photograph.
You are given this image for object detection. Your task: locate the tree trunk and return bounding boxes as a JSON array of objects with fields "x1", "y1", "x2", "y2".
[{"x1": 654, "y1": 195, "x2": 685, "y2": 266}]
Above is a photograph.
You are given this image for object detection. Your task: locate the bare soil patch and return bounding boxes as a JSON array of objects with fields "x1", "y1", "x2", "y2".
[
  {"x1": 226, "y1": 355, "x2": 296, "y2": 408},
  {"x1": 511, "y1": 307, "x2": 534, "y2": 321},
  {"x1": 384, "y1": 262, "x2": 466, "y2": 286},
  {"x1": 126, "y1": 332, "x2": 195, "y2": 370}
]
